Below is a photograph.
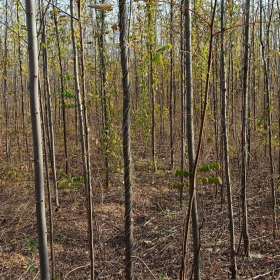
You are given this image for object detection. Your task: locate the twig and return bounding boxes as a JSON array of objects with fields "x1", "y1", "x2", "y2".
[
  {"x1": 43, "y1": 0, "x2": 79, "y2": 21},
  {"x1": 32, "y1": 271, "x2": 39, "y2": 280},
  {"x1": 132, "y1": 256, "x2": 157, "y2": 280},
  {"x1": 248, "y1": 268, "x2": 280, "y2": 279},
  {"x1": 0, "y1": 20, "x2": 27, "y2": 44},
  {"x1": 64, "y1": 263, "x2": 90, "y2": 279},
  {"x1": 17, "y1": 264, "x2": 33, "y2": 280}
]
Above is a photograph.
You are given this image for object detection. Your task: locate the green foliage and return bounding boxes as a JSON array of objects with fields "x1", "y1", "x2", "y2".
[
  {"x1": 62, "y1": 90, "x2": 77, "y2": 109},
  {"x1": 175, "y1": 162, "x2": 222, "y2": 186},
  {"x1": 199, "y1": 162, "x2": 220, "y2": 172},
  {"x1": 106, "y1": 125, "x2": 122, "y2": 171},
  {"x1": 199, "y1": 176, "x2": 222, "y2": 186},
  {"x1": 62, "y1": 90, "x2": 76, "y2": 99},
  {"x1": 64, "y1": 74, "x2": 72, "y2": 81},
  {"x1": 23, "y1": 238, "x2": 38, "y2": 273},
  {"x1": 175, "y1": 169, "x2": 191, "y2": 178},
  {"x1": 175, "y1": 162, "x2": 220, "y2": 177},
  {"x1": 153, "y1": 44, "x2": 172, "y2": 65},
  {"x1": 0, "y1": 165, "x2": 29, "y2": 182},
  {"x1": 133, "y1": 84, "x2": 151, "y2": 147},
  {"x1": 58, "y1": 175, "x2": 83, "y2": 191},
  {"x1": 25, "y1": 238, "x2": 38, "y2": 256},
  {"x1": 27, "y1": 261, "x2": 37, "y2": 273}
]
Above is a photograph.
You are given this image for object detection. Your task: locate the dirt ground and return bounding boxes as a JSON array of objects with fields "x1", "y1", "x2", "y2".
[{"x1": 1, "y1": 139, "x2": 280, "y2": 279}]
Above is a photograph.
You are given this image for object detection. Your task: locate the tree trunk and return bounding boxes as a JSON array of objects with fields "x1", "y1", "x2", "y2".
[
  {"x1": 52, "y1": 0, "x2": 69, "y2": 175},
  {"x1": 169, "y1": 0, "x2": 174, "y2": 169},
  {"x1": 70, "y1": 0, "x2": 95, "y2": 277},
  {"x1": 42, "y1": 12, "x2": 59, "y2": 208},
  {"x1": 241, "y1": 0, "x2": 251, "y2": 257},
  {"x1": 180, "y1": 0, "x2": 200, "y2": 277},
  {"x1": 25, "y1": 0, "x2": 50, "y2": 278},
  {"x1": 220, "y1": 0, "x2": 237, "y2": 276},
  {"x1": 119, "y1": 0, "x2": 134, "y2": 278}
]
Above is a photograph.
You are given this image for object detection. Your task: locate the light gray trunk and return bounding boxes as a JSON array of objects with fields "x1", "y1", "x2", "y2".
[
  {"x1": 25, "y1": 0, "x2": 50, "y2": 278},
  {"x1": 70, "y1": 0, "x2": 95, "y2": 277}
]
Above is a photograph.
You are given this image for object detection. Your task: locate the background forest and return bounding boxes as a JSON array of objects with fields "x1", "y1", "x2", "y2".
[{"x1": 0, "y1": 0, "x2": 280, "y2": 279}]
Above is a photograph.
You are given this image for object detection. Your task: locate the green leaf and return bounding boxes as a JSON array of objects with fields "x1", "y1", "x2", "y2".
[
  {"x1": 64, "y1": 74, "x2": 72, "y2": 81},
  {"x1": 200, "y1": 177, "x2": 208, "y2": 185},
  {"x1": 152, "y1": 44, "x2": 172, "y2": 65},
  {"x1": 152, "y1": 52, "x2": 163, "y2": 64},
  {"x1": 175, "y1": 169, "x2": 191, "y2": 177},
  {"x1": 199, "y1": 162, "x2": 221, "y2": 172},
  {"x1": 156, "y1": 44, "x2": 172, "y2": 53},
  {"x1": 207, "y1": 176, "x2": 222, "y2": 185},
  {"x1": 63, "y1": 90, "x2": 76, "y2": 99},
  {"x1": 199, "y1": 176, "x2": 222, "y2": 185},
  {"x1": 58, "y1": 175, "x2": 83, "y2": 191}
]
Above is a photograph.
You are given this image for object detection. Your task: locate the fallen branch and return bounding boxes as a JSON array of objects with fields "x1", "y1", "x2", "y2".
[
  {"x1": 132, "y1": 256, "x2": 157, "y2": 280},
  {"x1": 249, "y1": 268, "x2": 280, "y2": 279},
  {"x1": 64, "y1": 263, "x2": 90, "y2": 279}
]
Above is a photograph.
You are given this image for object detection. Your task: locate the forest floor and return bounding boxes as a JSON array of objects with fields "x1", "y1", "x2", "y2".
[{"x1": 1, "y1": 139, "x2": 280, "y2": 279}]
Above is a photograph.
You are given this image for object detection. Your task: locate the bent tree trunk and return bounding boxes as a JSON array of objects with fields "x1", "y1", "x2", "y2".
[
  {"x1": 25, "y1": 0, "x2": 50, "y2": 279},
  {"x1": 180, "y1": 0, "x2": 200, "y2": 278}
]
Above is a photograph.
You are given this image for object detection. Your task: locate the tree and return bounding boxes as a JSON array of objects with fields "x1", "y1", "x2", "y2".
[
  {"x1": 25, "y1": 0, "x2": 50, "y2": 278},
  {"x1": 147, "y1": 0, "x2": 156, "y2": 171},
  {"x1": 220, "y1": 0, "x2": 237, "y2": 276},
  {"x1": 3, "y1": 0, "x2": 9, "y2": 159},
  {"x1": 119, "y1": 0, "x2": 134, "y2": 278},
  {"x1": 52, "y1": 0, "x2": 69, "y2": 175},
  {"x1": 241, "y1": 0, "x2": 251, "y2": 257},
  {"x1": 169, "y1": 0, "x2": 174, "y2": 169},
  {"x1": 70, "y1": 0, "x2": 95, "y2": 277},
  {"x1": 180, "y1": 0, "x2": 200, "y2": 277},
  {"x1": 41, "y1": 6, "x2": 59, "y2": 208},
  {"x1": 259, "y1": 0, "x2": 277, "y2": 238}
]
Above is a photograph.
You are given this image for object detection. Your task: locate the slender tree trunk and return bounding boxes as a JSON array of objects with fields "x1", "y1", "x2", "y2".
[
  {"x1": 180, "y1": 0, "x2": 200, "y2": 277},
  {"x1": 17, "y1": 1, "x2": 29, "y2": 157},
  {"x1": 70, "y1": 0, "x2": 95, "y2": 277},
  {"x1": 169, "y1": 0, "x2": 174, "y2": 169},
  {"x1": 25, "y1": 0, "x2": 50, "y2": 278},
  {"x1": 147, "y1": 0, "x2": 156, "y2": 171},
  {"x1": 241, "y1": 0, "x2": 251, "y2": 257},
  {"x1": 42, "y1": 13, "x2": 59, "y2": 208},
  {"x1": 52, "y1": 0, "x2": 69, "y2": 175},
  {"x1": 39, "y1": 80, "x2": 55, "y2": 280},
  {"x1": 3, "y1": 0, "x2": 9, "y2": 159},
  {"x1": 119, "y1": 0, "x2": 134, "y2": 278},
  {"x1": 180, "y1": 0, "x2": 185, "y2": 206},
  {"x1": 180, "y1": 1, "x2": 216, "y2": 278},
  {"x1": 13, "y1": 41, "x2": 19, "y2": 158},
  {"x1": 220, "y1": 0, "x2": 237, "y2": 277},
  {"x1": 260, "y1": 0, "x2": 277, "y2": 237},
  {"x1": 97, "y1": 4, "x2": 110, "y2": 188},
  {"x1": 78, "y1": 1, "x2": 95, "y2": 277}
]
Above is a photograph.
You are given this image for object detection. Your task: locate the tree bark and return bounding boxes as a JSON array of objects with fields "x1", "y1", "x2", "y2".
[
  {"x1": 220, "y1": 0, "x2": 237, "y2": 276},
  {"x1": 25, "y1": 0, "x2": 50, "y2": 278},
  {"x1": 119, "y1": 0, "x2": 134, "y2": 278},
  {"x1": 241, "y1": 0, "x2": 251, "y2": 257}
]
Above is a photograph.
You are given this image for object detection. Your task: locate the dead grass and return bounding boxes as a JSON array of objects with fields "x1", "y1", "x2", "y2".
[{"x1": 1, "y1": 136, "x2": 280, "y2": 279}]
